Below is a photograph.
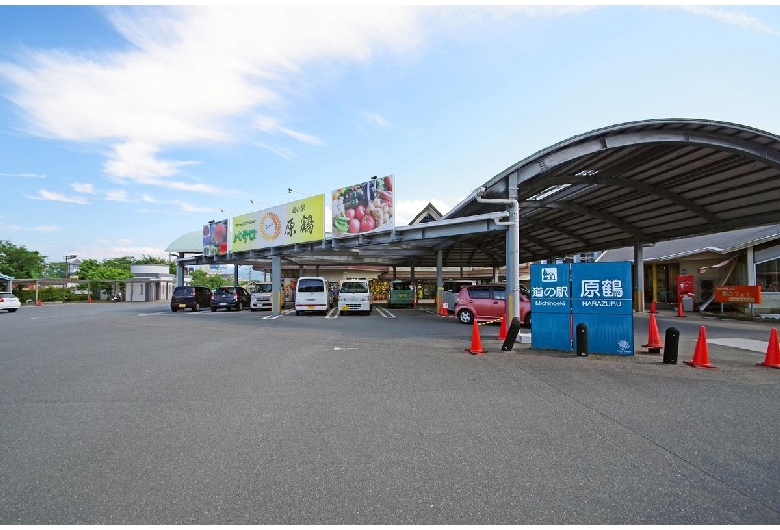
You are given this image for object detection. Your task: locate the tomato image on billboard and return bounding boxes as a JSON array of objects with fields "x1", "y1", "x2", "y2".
[{"x1": 203, "y1": 219, "x2": 229, "y2": 256}]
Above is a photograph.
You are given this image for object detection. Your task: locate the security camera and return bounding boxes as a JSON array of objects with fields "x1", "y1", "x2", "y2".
[{"x1": 477, "y1": 186, "x2": 486, "y2": 196}]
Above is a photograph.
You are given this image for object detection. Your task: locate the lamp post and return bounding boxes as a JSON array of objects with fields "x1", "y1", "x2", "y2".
[{"x1": 63, "y1": 254, "x2": 76, "y2": 302}]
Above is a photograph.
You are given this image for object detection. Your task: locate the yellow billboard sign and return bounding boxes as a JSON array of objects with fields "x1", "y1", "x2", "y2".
[{"x1": 232, "y1": 194, "x2": 325, "y2": 252}]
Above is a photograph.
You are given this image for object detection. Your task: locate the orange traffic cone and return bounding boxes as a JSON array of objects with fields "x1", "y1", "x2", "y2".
[
  {"x1": 497, "y1": 314, "x2": 508, "y2": 340},
  {"x1": 650, "y1": 300, "x2": 657, "y2": 314},
  {"x1": 676, "y1": 298, "x2": 686, "y2": 317},
  {"x1": 642, "y1": 313, "x2": 663, "y2": 352},
  {"x1": 88, "y1": 296, "x2": 92, "y2": 303},
  {"x1": 439, "y1": 301, "x2": 448, "y2": 317},
  {"x1": 465, "y1": 319, "x2": 485, "y2": 355},
  {"x1": 757, "y1": 328, "x2": 780, "y2": 369},
  {"x1": 684, "y1": 326, "x2": 717, "y2": 369},
  {"x1": 37, "y1": 299, "x2": 42, "y2": 306}
]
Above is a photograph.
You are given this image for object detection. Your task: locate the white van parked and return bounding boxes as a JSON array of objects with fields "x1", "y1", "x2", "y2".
[
  {"x1": 338, "y1": 278, "x2": 372, "y2": 315},
  {"x1": 250, "y1": 282, "x2": 274, "y2": 311},
  {"x1": 295, "y1": 277, "x2": 330, "y2": 315}
]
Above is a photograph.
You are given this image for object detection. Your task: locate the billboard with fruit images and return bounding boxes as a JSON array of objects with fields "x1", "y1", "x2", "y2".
[
  {"x1": 331, "y1": 176, "x2": 394, "y2": 237},
  {"x1": 203, "y1": 219, "x2": 229, "y2": 256},
  {"x1": 231, "y1": 194, "x2": 325, "y2": 252}
]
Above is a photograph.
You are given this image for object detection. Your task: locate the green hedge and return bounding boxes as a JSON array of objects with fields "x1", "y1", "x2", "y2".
[{"x1": 12, "y1": 286, "x2": 90, "y2": 303}]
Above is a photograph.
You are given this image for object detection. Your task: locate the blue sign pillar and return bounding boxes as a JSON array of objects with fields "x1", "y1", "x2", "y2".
[
  {"x1": 571, "y1": 262, "x2": 634, "y2": 356},
  {"x1": 530, "y1": 263, "x2": 572, "y2": 351}
]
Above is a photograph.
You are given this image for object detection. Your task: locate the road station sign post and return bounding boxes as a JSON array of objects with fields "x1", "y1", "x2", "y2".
[{"x1": 531, "y1": 262, "x2": 634, "y2": 356}]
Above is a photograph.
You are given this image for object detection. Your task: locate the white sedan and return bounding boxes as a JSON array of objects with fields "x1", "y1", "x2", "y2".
[{"x1": 0, "y1": 292, "x2": 21, "y2": 313}]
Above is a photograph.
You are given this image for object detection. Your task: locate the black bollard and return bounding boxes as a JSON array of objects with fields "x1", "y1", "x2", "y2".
[
  {"x1": 576, "y1": 323, "x2": 588, "y2": 357},
  {"x1": 663, "y1": 327, "x2": 680, "y2": 364},
  {"x1": 501, "y1": 317, "x2": 523, "y2": 351}
]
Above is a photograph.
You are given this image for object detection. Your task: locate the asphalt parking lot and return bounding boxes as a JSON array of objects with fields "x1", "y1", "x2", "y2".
[{"x1": 0, "y1": 301, "x2": 778, "y2": 524}]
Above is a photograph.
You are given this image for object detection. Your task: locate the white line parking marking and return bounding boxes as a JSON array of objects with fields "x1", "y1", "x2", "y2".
[
  {"x1": 375, "y1": 306, "x2": 396, "y2": 318},
  {"x1": 263, "y1": 309, "x2": 295, "y2": 319}
]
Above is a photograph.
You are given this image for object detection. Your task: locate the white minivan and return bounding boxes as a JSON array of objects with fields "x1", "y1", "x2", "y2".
[
  {"x1": 337, "y1": 278, "x2": 372, "y2": 315},
  {"x1": 295, "y1": 277, "x2": 330, "y2": 315}
]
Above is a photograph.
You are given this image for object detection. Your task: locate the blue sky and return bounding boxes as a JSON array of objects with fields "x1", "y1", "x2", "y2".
[{"x1": 2, "y1": 5, "x2": 780, "y2": 263}]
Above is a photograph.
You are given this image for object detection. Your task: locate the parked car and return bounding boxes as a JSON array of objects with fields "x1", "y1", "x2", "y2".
[
  {"x1": 442, "y1": 280, "x2": 476, "y2": 313},
  {"x1": 337, "y1": 278, "x2": 372, "y2": 315},
  {"x1": 171, "y1": 285, "x2": 212, "y2": 312},
  {"x1": 250, "y1": 282, "x2": 275, "y2": 311},
  {"x1": 453, "y1": 283, "x2": 531, "y2": 327},
  {"x1": 295, "y1": 277, "x2": 330, "y2": 315},
  {"x1": 387, "y1": 280, "x2": 414, "y2": 308},
  {"x1": 0, "y1": 292, "x2": 21, "y2": 313},
  {"x1": 211, "y1": 286, "x2": 251, "y2": 312}
]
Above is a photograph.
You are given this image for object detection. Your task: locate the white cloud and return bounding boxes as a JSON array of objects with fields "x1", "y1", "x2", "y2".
[
  {"x1": 0, "y1": 172, "x2": 45, "y2": 178},
  {"x1": 2, "y1": 224, "x2": 59, "y2": 231},
  {"x1": 30, "y1": 189, "x2": 89, "y2": 204},
  {"x1": 71, "y1": 182, "x2": 96, "y2": 194},
  {"x1": 363, "y1": 112, "x2": 388, "y2": 127},
  {"x1": 0, "y1": 6, "x2": 595, "y2": 193},
  {"x1": 253, "y1": 141, "x2": 296, "y2": 161},
  {"x1": 254, "y1": 116, "x2": 323, "y2": 146},
  {"x1": 104, "y1": 189, "x2": 129, "y2": 202},
  {"x1": 174, "y1": 200, "x2": 219, "y2": 213},
  {"x1": 0, "y1": 6, "x2": 429, "y2": 189},
  {"x1": 103, "y1": 141, "x2": 199, "y2": 180},
  {"x1": 72, "y1": 242, "x2": 171, "y2": 261},
  {"x1": 679, "y1": 6, "x2": 780, "y2": 36}
]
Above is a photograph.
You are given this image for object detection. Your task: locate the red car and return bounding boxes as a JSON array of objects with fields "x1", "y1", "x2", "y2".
[{"x1": 453, "y1": 283, "x2": 531, "y2": 327}]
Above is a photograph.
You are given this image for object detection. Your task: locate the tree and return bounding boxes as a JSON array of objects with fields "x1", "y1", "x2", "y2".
[
  {"x1": 44, "y1": 262, "x2": 66, "y2": 278},
  {"x1": 102, "y1": 256, "x2": 134, "y2": 272},
  {"x1": 0, "y1": 240, "x2": 47, "y2": 278},
  {"x1": 75, "y1": 258, "x2": 133, "y2": 296},
  {"x1": 190, "y1": 269, "x2": 226, "y2": 290}
]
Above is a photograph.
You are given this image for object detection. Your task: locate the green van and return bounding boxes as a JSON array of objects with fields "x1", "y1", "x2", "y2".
[{"x1": 387, "y1": 280, "x2": 415, "y2": 308}]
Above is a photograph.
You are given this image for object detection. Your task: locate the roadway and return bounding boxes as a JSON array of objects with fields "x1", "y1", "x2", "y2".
[{"x1": 1, "y1": 302, "x2": 778, "y2": 524}]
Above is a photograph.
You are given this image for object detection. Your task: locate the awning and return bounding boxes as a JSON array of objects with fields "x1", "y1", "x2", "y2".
[{"x1": 755, "y1": 244, "x2": 780, "y2": 265}]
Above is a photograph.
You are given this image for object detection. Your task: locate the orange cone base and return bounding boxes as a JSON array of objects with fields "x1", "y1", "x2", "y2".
[
  {"x1": 684, "y1": 360, "x2": 718, "y2": 369},
  {"x1": 757, "y1": 361, "x2": 780, "y2": 369},
  {"x1": 465, "y1": 348, "x2": 485, "y2": 356}
]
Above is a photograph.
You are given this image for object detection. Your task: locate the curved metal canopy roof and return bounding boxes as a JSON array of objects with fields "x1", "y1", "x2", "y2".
[
  {"x1": 445, "y1": 118, "x2": 780, "y2": 264},
  {"x1": 173, "y1": 118, "x2": 780, "y2": 269}
]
